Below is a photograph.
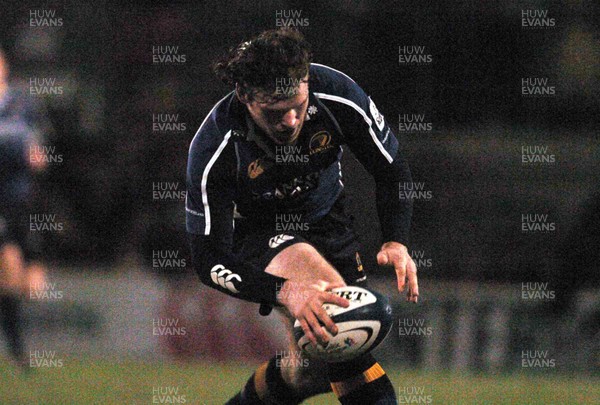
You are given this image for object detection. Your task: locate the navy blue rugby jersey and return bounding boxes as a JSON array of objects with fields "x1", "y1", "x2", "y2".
[
  {"x1": 0, "y1": 88, "x2": 44, "y2": 203},
  {"x1": 186, "y1": 63, "x2": 413, "y2": 304}
]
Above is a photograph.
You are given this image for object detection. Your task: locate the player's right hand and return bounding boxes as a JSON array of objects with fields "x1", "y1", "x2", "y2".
[{"x1": 277, "y1": 279, "x2": 350, "y2": 347}]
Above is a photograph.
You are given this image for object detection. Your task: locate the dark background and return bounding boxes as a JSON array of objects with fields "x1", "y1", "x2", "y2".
[{"x1": 1, "y1": 0, "x2": 598, "y2": 301}]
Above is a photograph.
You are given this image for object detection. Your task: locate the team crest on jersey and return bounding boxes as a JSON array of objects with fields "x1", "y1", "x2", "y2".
[
  {"x1": 309, "y1": 131, "x2": 332, "y2": 155},
  {"x1": 248, "y1": 158, "x2": 265, "y2": 179},
  {"x1": 369, "y1": 98, "x2": 385, "y2": 131},
  {"x1": 355, "y1": 252, "x2": 364, "y2": 272}
]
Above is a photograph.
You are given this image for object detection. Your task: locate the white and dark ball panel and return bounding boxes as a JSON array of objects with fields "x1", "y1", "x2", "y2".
[{"x1": 293, "y1": 286, "x2": 393, "y2": 362}]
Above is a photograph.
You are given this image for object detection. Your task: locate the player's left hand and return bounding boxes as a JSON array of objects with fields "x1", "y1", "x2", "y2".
[{"x1": 377, "y1": 241, "x2": 419, "y2": 302}]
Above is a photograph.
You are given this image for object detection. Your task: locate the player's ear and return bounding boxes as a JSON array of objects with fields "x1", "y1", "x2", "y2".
[{"x1": 235, "y1": 84, "x2": 250, "y2": 105}]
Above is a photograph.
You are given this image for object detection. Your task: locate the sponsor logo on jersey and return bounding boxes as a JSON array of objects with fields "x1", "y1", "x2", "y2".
[
  {"x1": 248, "y1": 158, "x2": 265, "y2": 179},
  {"x1": 269, "y1": 234, "x2": 295, "y2": 248},
  {"x1": 252, "y1": 171, "x2": 320, "y2": 201},
  {"x1": 309, "y1": 131, "x2": 332, "y2": 155},
  {"x1": 210, "y1": 264, "x2": 242, "y2": 293},
  {"x1": 369, "y1": 98, "x2": 385, "y2": 131}
]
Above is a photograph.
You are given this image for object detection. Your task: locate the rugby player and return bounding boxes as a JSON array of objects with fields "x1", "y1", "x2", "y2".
[
  {"x1": 0, "y1": 47, "x2": 48, "y2": 370},
  {"x1": 187, "y1": 28, "x2": 418, "y2": 404}
]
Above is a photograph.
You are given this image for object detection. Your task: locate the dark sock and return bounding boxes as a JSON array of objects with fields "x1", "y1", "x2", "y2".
[
  {"x1": 263, "y1": 356, "x2": 303, "y2": 404},
  {"x1": 224, "y1": 392, "x2": 243, "y2": 405},
  {"x1": 225, "y1": 361, "x2": 268, "y2": 405},
  {"x1": 0, "y1": 294, "x2": 24, "y2": 362},
  {"x1": 226, "y1": 357, "x2": 305, "y2": 405},
  {"x1": 328, "y1": 354, "x2": 397, "y2": 405}
]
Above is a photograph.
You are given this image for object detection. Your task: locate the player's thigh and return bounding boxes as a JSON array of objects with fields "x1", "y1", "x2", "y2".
[
  {"x1": 265, "y1": 241, "x2": 345, "y2": 285},
  {"x1": 232, "y1": 223, "x2": 345, "y2": 286}
]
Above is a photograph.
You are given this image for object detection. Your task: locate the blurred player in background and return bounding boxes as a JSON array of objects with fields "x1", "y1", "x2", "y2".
[
  {"x1": 0, "y1": 46, "x2": 49, "y2": 369},
  {"x1": 187, "y1": 29, "x2": 418, "y2": 404}
]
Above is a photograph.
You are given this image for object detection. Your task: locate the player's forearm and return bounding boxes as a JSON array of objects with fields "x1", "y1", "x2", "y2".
[
  {"x1": 376, "y1": 183, "x2": 413, "y2": 245},
  {"x1": 375, "y1": 151, "x2": 413, "y2": 245},
  {"x1": 188, "y1": 233, "x2": 286, "y2": 305}
]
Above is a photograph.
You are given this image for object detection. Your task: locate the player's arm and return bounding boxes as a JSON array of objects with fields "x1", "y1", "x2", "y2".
[
  {"x1": 186, "y1": 131, "x2": 286, "y2": 305},
  {"x1": 316, "y1": 74, "x2": 418, "y2": 301},
  {"x1": 23, "y1": 91, "x2": 53, "y2": 172}
]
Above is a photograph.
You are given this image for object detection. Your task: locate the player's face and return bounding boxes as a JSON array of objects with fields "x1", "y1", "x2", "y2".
[{"x1": 245, "y1": 79, "x2": 309, "y2": 145}]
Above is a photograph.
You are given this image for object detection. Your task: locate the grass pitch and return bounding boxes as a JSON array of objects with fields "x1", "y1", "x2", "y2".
[{"x1": 0, "y1": 358, "x2": 597, "y2": 404}]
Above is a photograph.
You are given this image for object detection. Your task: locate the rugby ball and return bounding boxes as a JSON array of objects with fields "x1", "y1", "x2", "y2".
[{"x1": 293, "y1": 286, "x2": 393, "y2": 362}]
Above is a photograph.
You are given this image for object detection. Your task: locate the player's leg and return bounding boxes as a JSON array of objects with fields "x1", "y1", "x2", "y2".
[
  {"x1": 0, "y1": 243, "x2": 26, "y2": 365},
  {"x1": 0, "y1": 292, "x2": 25, "y2": 363},
  {"x1": 226, "y1": 242, "x2": 337, "y2": 404},
  {"x1": 0, "y1": 243, "x2": 25, "y2": 291},
  {"x1": 269, "y1": 243, "x2": 396, "y2": 404},
  {"x1": 230, "y1": 242, "x2": 396, "y2": 404}
]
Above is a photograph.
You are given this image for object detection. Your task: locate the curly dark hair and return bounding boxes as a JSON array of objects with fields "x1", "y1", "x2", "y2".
[{"x1": 212, "y1": 28, "x2": 312, "y2": 102}]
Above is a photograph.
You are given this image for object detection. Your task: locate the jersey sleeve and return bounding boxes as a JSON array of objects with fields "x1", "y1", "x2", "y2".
[
  {"x1": 186, "y1": 126, "x2": 286, "y2": 305},
  {"x1": 186, "y1": 127, "x2": 235, "y2": 239},
  {"x1": 313, "y1": 66, "x2": 413, "y2": 245}
]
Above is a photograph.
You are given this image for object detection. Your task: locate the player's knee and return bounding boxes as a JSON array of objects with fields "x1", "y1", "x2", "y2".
[{"x1": 1, "y1": 243, "x2": 21, "y2": 257}]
